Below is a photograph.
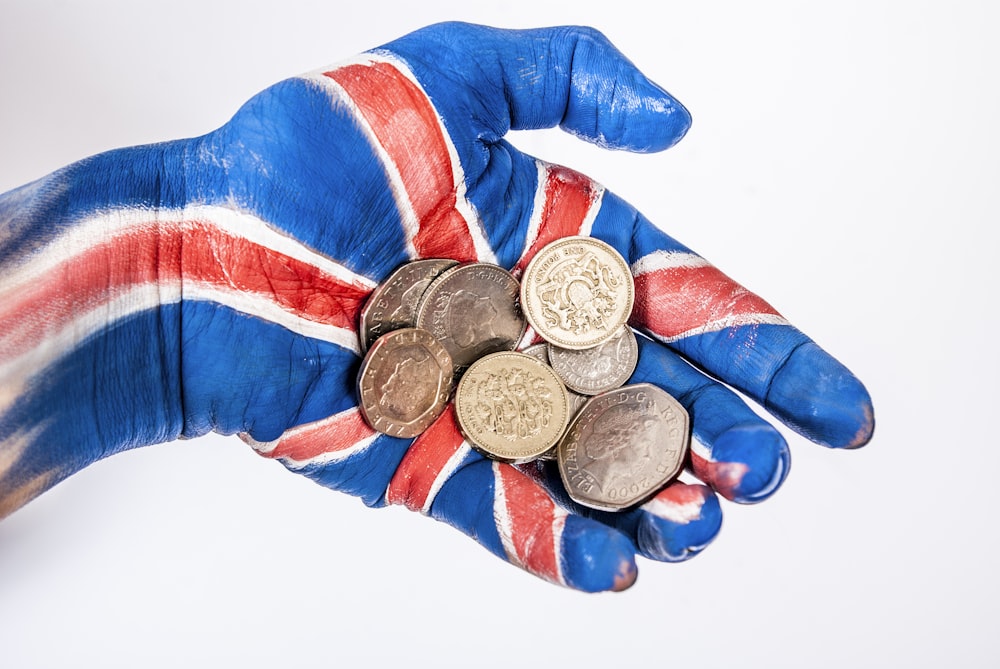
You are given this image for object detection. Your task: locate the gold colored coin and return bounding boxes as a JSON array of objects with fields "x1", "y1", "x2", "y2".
[
  {"x1": 520, "y1": 236, "x2": 634, "y2": 350},
  {"x1": 455, "y1": 351, "x2": 570, "y2": 463}
]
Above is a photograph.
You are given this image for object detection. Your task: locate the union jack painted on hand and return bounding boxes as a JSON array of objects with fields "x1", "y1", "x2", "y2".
[{"x1": 0, "y1": 23, "x2": 873, "y2": 592}]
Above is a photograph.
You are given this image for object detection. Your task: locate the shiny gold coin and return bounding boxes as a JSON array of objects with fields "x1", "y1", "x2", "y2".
[
  {"x1": 520, "y1": 236, "x2": 634, "y2": 350},
  {"x1": 455, "y1": 351, "x2": 570, "y2": 463}
]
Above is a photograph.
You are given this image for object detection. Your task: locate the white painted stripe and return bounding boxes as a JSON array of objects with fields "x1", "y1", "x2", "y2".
[
  {"x1": 654, "y1": 312, "x2": 791, "y2": 344},
  {"x1": 577, "y1": 183, "x2": 605, "y2": 239},
  {"x1": 642, "y1": 495, "x2": 705, "y2": 525},
  {"x1": 629, "y1": 250, "x2": 711, "y2": 276},
  {"x1": 184, "y1": 283, "x2": 361, "y2": 354},
  {"x1": 549, "y1": 507, "x2": 568, "y2": 586},
  {"x1": 492, "y1": 462, "x2": 522, "y2": 569},
  {"x1": 514, "y1": 161, "x2": 551, "y2": 275},
  {"x1": 420, "y1": 442, "x2": 472, "y2": 515}
]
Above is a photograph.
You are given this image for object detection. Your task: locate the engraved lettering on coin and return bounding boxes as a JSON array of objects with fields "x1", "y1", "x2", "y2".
[
  {"x1": 456, "y1": 352, "x2": 570, "y2": 463},
  {"x1": 557, "y1": 383, "x2": 689, "y2": 511},
  {"x1": 416, "y1": 263, "x2": 526, "y2": 373},
  {"x1": 548, "y1": 326, "x2": 639, "y2": 395},
  {"x1": 357, "y1": 328, "x2": 453, "y2": 438},
  {"x1": 359, "y1": 258, "x2": 458, "y2": 352},
  {"x1": 521, "y1": 236, "x2": 634, "y2": 350}
]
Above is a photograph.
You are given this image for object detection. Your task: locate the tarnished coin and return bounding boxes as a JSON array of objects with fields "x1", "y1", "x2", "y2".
[
  {"x1": 455, "y1": 351, "x2": 571, "y2": 463},
  {"x1": 359, "y1": 258, "x2": 458, "y2": 352},
  {"x1": 416, "y1": 263, "x2": 526, "y2": 374},
  {"x1": 520, "y1": 236, "x2": 634, "y2": 350},
  {"x1": 357, "y1": 327, "x2": 453, "y2": 438},
  {"x1": 557, "y1": 383, "x2": 689, "y2": 511},
  {"x1": 548, "y1": 326, "x2": 639, "y2": 396}
]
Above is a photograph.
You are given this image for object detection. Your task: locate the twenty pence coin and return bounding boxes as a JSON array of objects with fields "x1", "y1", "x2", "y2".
[
  {"x1": 357, "y1": 327, "x2": 453, "y2": 438},
  {"x1": 548, "y1": 325, "x2": 639, "y2": 395},
  {"x1": 415, "y1": 263, "x2": 526, "y2": 374},
  {"x1": 520, "y1": 236, "x2": 634, "y2": 350},
  {"x1": 359, "y1": 258, "x2": 458, "y2": 352},
  {"x1": 557, "y1": 383, "x2": 689, "y2": 511},
  {"x1": 456, "y1": 351, "x2": 570, "y2": 463}
]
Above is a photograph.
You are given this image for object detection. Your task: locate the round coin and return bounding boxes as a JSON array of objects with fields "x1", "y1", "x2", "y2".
[
  {"x1": 415, "y1": 262, "x2": 526, "y2": 374},
  {"x1": 359, "y1": 258, "x2": 458, "y2": 352},
  {"x1": 520, "y1": 236, "x2": 634, "y2": 350},
  {"x1": 557, "y1": 383, "x2": 689, "y2": 511},
  {"x1": 357, "y1": 327, "x2": 453, "y2": 438},
  {"x1": 455, "y1": 351, "x2": 571, "y2": 463},
  {"x1": 548, "y1": 325, "x2": 639, "y2": 395}
]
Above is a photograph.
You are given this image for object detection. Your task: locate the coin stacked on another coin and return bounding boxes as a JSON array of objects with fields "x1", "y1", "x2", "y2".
[{"x1": 355, "y1": 236, "x2": 691, "y2": 511}]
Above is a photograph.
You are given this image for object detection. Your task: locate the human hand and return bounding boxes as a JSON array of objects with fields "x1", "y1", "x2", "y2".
[{"x1": 0, "y1": 22, "x2": 873, "y2": 592}]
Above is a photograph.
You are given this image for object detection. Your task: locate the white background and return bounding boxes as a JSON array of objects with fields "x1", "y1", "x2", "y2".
[{"x1": 1, "y1": 1, "x2": 997, "y2": 667}]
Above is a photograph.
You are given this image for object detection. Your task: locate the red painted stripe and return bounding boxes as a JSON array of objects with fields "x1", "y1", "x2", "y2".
[
  {"x1": 262, "y1": 409, "x2": 376, "y2": 461},
  {"x1": 386, "y1": 404, "x2": 466, "y2": 511},
  {"x1": 631, "y1": 265, "x2": 782, "y2": 340},
  {"x1": 0, "y1": 222, "x2": 370, "y2": 360},
  {"x1": 689, "y1": 451, "x2": 748, "y2": 502},
  {"x1": 652, "y1": 480, "x2": 711, "y2": 508},
  {"x1": 496, "y1": 465, "x2": 561, "y2": 583},
  {"x1": 325, "y1": 62, "x2": 478, "y2": 262},
  {"x1": 512, "y1": 165, "x2": 599, "y2": 276}
]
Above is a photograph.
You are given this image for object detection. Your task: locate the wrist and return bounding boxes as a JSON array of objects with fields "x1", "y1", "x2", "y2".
[{"x1": 0, "y1": 139, "x2": 195, "y2": 515}]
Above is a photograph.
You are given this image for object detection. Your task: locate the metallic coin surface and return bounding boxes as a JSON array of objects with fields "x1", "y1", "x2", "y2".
[
  {"x1": 416, "y1": 263, "x2": 526, "y2": 374},
  {"x1": 359, "y1": 258, "x2": 458, "y2": 352},
  {"x1": 520, "y1": 236, "x2": 634, "y2": 350},
  {"x1": 557, "y1": 383, "x2": 689, "y2": 511},
  {"x1": 455, "y1": 351, "x2": 571, "y2": 463},
  {"x1": 548, "y1": 326, "x2": 639, "y2": 395},
  {"x1": 357, "y1": 327, "x2": 453, "y2": 438}
]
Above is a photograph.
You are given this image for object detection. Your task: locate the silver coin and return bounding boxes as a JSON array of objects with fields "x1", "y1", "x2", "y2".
[
  {"x1": 415, "y1": 262, "x2": 526, "y2": 374},
  {"x1": 557, "y1": 383, "x2": 689, "y2": 511},
  {"x1": 357, "y1": 327, "x2": 453, "y2": 438},
  {"x1": 520, "y1": 236, "x2": 634, "y2": 350},
  {"x1": 455, "y1": 351, "x2": 571, "y2": 463},
  {"x1": 548, "y1": 326, "x2": 639, "y2": 395},
  {"x1": 520, "y1": 342, "x2": 588, "y2": 461},
  {"x1": 359, "y1": 258, "x2": 458, "y2": 352}
]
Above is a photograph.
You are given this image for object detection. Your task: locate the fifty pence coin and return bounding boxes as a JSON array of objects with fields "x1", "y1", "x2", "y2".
[
  {"x1": 455, "y1": 351, "x2": 571, "y2": 463},
  {"x1": 548, "y1": 325, "x2": 639, "y2": 396},
  {"x1": 357, "y1": 327, "x2": 453, "y2": 438},
  {"x1": 520, "y1": 236, "x2": 634, "y2": 350},
  {"x1": 416, "y1": 262, "x2": 526, "y2": 374},
  {"x1": 557, "y1": 383, "x2": 689, "y2": 511},
  {"x1": 359, "y1": 258, "x2": 458, "y2": 352}
]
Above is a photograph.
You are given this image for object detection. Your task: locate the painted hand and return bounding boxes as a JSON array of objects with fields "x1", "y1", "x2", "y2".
[{"x1": 0, "y1": 23, "x2": 873, "y2": 592}]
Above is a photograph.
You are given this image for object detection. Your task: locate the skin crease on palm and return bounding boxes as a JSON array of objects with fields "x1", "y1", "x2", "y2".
[{"x1": 0, "y1": 22, "x2": 873, "y2": 593}]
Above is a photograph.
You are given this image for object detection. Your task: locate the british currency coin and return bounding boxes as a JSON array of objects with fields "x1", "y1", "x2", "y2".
[
  {"x1": 557, "y1": 383, "x2": 689, "y2": 511},
  {"x1": 520, "y1": 236, "x2": 634, "y2": 350},
  {"x1": 548, "y1": 325, "x2": 639, "y2": 396},
  {"x1": 359, "y1": 258, "x2": 458, "y2": 352},
  {"x1": 357, "y1": 327, "x2": 453, "y2": 438},
  {"x1": 415, "y1": 262, "x2": 526, "y2": 374},
  {"x1": 455, "y1": 351, "x2": 571, "y2": 463},
  {"x1": 520, "y1": 342, "x2": 587, "y2": 463}
]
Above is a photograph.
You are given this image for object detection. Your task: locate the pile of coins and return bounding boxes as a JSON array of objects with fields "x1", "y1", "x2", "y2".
[{"x1": 356, "y1": 237, "x2": 690, "y2": 511}]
